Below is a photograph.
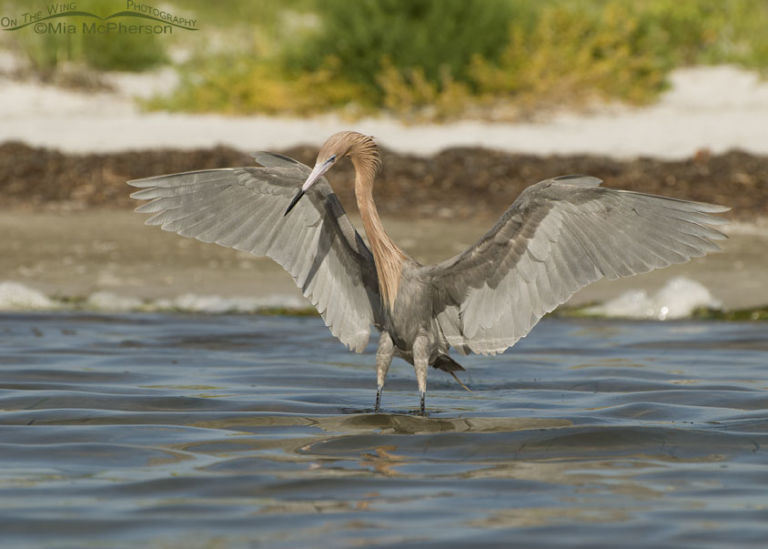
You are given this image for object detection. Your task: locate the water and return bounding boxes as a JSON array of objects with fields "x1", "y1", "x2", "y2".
[{"x1": 1, "y1": 312, "x2": 767, "y2": 548}]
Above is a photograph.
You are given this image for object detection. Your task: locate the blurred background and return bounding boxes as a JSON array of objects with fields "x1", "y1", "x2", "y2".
[
  {"x1": 2, "y1": 5, "x2": 768, "y2": 547},
  {"x1": 0, "y1": 0, "x2": 767, "y2": 315},
  {"x1": 4, "y1": 0, "x2": 768, "y2": 118}
]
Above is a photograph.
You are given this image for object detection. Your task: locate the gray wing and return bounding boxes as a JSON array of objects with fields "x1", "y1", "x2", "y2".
[
  {"x1": 128, "y1": 152, "x2": 381, "y2": 352},
  {"x1": 427, "y1": 175, "x2": 729, "y2": 356}
]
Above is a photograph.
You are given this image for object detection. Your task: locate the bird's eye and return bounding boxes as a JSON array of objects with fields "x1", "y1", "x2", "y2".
[{"x1": 328, "y1": 154, "x2": 336, "y2": 163}]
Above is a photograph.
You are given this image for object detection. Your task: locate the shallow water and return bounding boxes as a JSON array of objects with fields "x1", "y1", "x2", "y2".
[{"x1": 1, "y1": 313, "x2": 767, "y2": 548}]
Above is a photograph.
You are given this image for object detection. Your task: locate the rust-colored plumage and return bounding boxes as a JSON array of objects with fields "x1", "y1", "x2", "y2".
[
  {"x1": 323, "y1": 132, "x2": 406, "y2": 309},
  {"x1": 129, "y1": 130, "x2": 729, "y2": 415}
]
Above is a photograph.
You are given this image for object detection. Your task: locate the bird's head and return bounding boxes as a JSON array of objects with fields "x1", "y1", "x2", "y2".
[{"x1": 284, "y1": 131, "x2": 379, "y2": 216}]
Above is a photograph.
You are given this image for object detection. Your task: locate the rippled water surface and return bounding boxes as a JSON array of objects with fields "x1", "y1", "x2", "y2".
[{"x1": 1, "y1": 313, "x2": 767, "y2": 548}]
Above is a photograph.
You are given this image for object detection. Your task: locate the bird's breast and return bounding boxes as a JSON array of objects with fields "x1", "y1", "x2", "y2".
[{"x1": 383, "y1": 269, "x2": 436, "y2": 352}]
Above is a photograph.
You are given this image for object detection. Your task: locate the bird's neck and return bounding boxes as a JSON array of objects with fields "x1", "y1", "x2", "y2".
[{"x1": 354, "y1": 163, "x2": 406, "y2": 310}]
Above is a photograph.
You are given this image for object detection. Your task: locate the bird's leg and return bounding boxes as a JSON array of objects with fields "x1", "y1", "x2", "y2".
[
  {"x1": 375, "y1": 332, "x2": 394, "y2": 412},
  {"x1": 413, "y1": 334, "x2": 429, "y2": 416}
]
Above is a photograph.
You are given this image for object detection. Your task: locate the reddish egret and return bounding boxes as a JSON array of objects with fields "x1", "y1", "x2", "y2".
[{"x1": 129, "y1": 131, "x2": 728, "y2": 414}]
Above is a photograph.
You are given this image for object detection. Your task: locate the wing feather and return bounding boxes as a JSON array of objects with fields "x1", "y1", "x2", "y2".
[
  {"x1": 128, "y1": 159, "x2": 381, "y2": 352},
  {"x1": 427, "y1": 176, "x2": 728, "y2": 356}
]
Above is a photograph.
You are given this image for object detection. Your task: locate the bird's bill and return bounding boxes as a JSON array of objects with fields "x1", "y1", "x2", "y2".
[
  {"x1": 284, "y1": 189, "x2": 305, "y2": 216},
  {"x1": 284, "y1": 158, "x2": 333, "y2": 216}
]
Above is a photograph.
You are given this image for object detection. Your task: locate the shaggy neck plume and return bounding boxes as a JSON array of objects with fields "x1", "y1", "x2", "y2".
[{"x1": 351, "y1": 151, "x2": 406, "y2": 310}]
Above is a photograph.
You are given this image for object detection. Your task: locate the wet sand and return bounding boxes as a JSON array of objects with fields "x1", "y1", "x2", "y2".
[{"x1": 1, "y1": 209, "x2": 765, "y2": 310}]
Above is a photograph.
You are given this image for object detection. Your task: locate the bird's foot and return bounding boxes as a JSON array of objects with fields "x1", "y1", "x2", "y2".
[
  {"x1": 374, "y1": 386, "x2": 382, "y2": 413},
  {"x1": 418, "y1": 391, "x2": 426, "y2": 416}
]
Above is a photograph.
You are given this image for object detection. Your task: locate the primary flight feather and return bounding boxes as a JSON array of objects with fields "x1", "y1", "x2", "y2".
[{"x1": 129, "y1": 131, "x2": 728, "y2": 414}]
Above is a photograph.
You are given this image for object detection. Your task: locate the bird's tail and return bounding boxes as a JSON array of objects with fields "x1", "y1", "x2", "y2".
[{"x1": 432, "y1": 354, "x2": 471, "y2": 392}]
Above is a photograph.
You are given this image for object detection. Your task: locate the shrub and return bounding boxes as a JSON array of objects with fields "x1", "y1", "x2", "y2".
[
  {"x1": 470, "y1": 2, "x2": 670, "y2": 110},
  {"x1": 144, "y1": 55, "x2": 368, "y2": 116},
  {"x1": 146, "y1": 0, "x2": 768, "y2": 119},
  {"x1": 287, "y1": 0, "x2": 518, "y2": 98},
  {"x1": 7, "y1": 0, "x2": 168, "y2": 75}
]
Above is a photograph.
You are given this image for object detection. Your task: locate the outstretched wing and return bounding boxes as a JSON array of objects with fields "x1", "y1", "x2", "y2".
[
  {"x1": 427, "y1": 175, "x2": 729, "y2": 356},
  {"x1": 128, "y1": 152, "x2": 381, "y2": 352}
]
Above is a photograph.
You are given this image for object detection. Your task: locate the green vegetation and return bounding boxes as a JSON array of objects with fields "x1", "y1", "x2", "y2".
[
  {"x1": 286, "y1": 0, "x2": 518, "y2": 95},
  {"x1": 691, "y1": 306, "x2": 768, "y2": 321},
  {"x1": 557, "y1": 305, "x2": 768, "y2": 322},
  {"x1": 3, "y1": 0, "x2": 168, "y2": 76},
  {"x1": 5, "y1": 0, "x2": 768, "y2": 118},
  {"x1": 143, "y1": 55, "x2": 367, "y2": 116},
  {"x1": 148, "y1": 0, "x2": 768, "y2": 120}
]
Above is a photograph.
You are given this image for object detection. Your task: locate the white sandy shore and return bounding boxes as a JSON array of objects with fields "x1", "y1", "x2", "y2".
[{"x1": 2, "y1": 65, "x2": 768, "y2": 158}]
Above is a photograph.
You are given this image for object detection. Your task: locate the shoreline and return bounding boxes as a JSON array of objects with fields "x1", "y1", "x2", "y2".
[
  {"x1": 2, "y1": 141, "x2": 765, "y2": 219},
  {"x1": 1, "y1": 209, "x2": 765, "y2": 315},
  {"x1": 2, "y1": 65, "x2": 766, "y2": 315},
  {"x1": 4, "y1": 66, "x2": 768, "y2": 159}
]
